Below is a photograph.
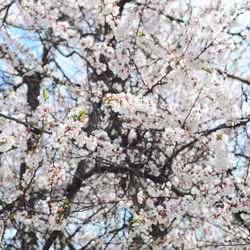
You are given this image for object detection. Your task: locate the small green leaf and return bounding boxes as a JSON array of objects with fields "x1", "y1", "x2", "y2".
[
  {"x1": 224, "y1": 62, "x2": 228, "y2": 72},
  {"x1": 71, "y1": 114, "x2": 78, "y2": 120},
  {"x1": 100, "y1": 6, "x2": 104, "y2": 13},
  {"x1": 216, "y1": 134, "x2": 222, "y2": 140},
  {"x1": 202, "y1": 66, "x2": 213, "y2": 73},
  {"x1": 217, "y1": 0, "x2": 222, "y2": 8},
  {"x1": 63, "y1": 198, "x2": 69, "y2": 204},
  {"x1": 79, "y1": 108, "x2": 86, "y2": 120},
  {"x1": 0, "y1": 140, "x2": 6, "y2": 145},
  {"x1": 138, "y1": 29, "x2": 143, "y2": 35}
]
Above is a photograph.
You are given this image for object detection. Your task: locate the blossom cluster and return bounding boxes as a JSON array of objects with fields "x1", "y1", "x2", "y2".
[{"x1": 0, "y1": 0, "x2": 249, "y2": 249}]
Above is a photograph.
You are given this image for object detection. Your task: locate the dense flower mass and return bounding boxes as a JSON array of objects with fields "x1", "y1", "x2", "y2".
[{"x1": 0, "y1": 0, "x2": 249, "y2": 249}]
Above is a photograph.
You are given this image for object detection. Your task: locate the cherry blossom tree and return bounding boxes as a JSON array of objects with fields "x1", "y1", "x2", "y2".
[{"x1": 0, "y1": 0, "x2": 249, "y2": 249}]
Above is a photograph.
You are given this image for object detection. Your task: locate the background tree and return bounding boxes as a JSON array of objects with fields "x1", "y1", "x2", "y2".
[{"x1": 0, "y1": 0, "x2": 249, "y2": 249}]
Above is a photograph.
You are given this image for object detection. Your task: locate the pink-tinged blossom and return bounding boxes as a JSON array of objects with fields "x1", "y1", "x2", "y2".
[{"x1": 0, "y1": 0, "x2": 249, "y2": 249}]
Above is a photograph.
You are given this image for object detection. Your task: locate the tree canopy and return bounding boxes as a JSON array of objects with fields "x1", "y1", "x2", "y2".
[{"x1": 0, "y1": 0, "x2": 249, "y2": 249}]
